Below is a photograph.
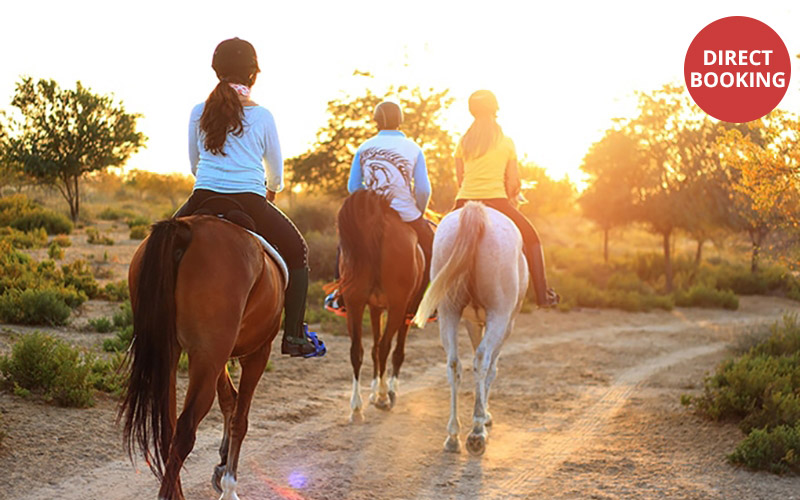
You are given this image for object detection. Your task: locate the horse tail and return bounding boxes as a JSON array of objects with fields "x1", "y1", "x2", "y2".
[
  {"x1": 119, "y1": 218, "x2": 192, "y2": 479},
  {"x1": 413, "y1": 202, "x2": 487, "y2": 327},
  {"x1": 337, "y1": 190, "x2": 393, "y2": 297}
]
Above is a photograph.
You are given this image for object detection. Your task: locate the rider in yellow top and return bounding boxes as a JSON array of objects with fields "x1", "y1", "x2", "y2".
[{"x1": 454, "y1": 90, "x2": 558, "y2": 307}]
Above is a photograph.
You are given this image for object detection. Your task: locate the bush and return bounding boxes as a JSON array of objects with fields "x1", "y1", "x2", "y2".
[
  {"x1": 125, "y1": 214, "x2": 151, "y2": 228},
  {"x1": 89, "y1": 317, "x2": 114, "y2": 333},
  {"x1": 47, "y1": 241, "x2": 65, "y2": 260},
  {"x1": 103, "y1": 325, "x2": 133, "y2": 353},
  {"x1": 685, "y1": 314, "x2": 800, "y2": 473},
  {"x1": 283, "y1": 197, "x2": 339, "y2": 234},
  {"x1": 0, "y1": 333, "x2": 95, "y2": 407},
  {"x1": 129, "y1": 224, "x2": 148, "y2": 240},
  {"x1": 86, "y1": 227, "x2": 114, "y2": 246},
  {"x1": 673, "y1": 285, "x2": 739, "y2": 310},
  {"x1": 0, "y1": 288, "x2": 74, "y2": 326},
  {"x1": 61, "y1": 260, "x2": 99, "y2": 299},
  {"x1": 11, "y1": 209, "x2": 73, "y2": 235},
  {"x1": 97, "y1": 206, "x2": 136, "y2": 221},
  {"x1": 89, "y1": 352, "x2": 127, "y2": 396},
  {"x1": 100, "y1": 280, "x2": 129, "y2": 302},
  {"x1": 52, "y1": 234, "x2": 72, "y2": 247},
  {"x1": 729, "y1": 424, "x2": 800, "y2": 473},
  {"x1": 0, "y1": 227, "x2": 48, "y2": 249},
  {"x1": 306, "y1": 230, "x2": 339, "y2": 282}
]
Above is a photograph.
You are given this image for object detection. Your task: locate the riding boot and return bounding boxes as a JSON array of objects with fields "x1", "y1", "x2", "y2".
[
  {"x1": 529, "y1": 243, "x2": 559, "y2": 307},
  {"x1": 281, "y1": 268, "x2": 326, "y2": 357}
]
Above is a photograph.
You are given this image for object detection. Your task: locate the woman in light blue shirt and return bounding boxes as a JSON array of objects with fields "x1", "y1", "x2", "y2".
[{"x1": 175, "y1": 38, "x2": 324, "y2": 358}]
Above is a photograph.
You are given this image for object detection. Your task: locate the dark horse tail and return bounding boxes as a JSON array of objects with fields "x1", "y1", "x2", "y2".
[
  {"x1": 119, "y1": 218, "x2": 192, "y2": 479},
  {"x1": 338, "y1": 190, "x2": 393, "y2": 296}
]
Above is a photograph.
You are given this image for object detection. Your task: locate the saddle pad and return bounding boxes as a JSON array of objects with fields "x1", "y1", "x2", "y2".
[{"x1": 245, "y1": 229, "x2": 289, "y2": 289}]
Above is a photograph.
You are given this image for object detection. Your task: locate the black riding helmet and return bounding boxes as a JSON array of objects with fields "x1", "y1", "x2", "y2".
[
  {"x1": 374, "y1": 101, "x2": 403, "y2": 130},
  {"x1": 212, "y1": 37, "x2": 260, "y2": 85}
]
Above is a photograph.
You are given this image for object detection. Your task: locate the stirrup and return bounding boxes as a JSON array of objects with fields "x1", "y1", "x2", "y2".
[
  {"x1": 406, "y1": 310, "x2": 437, "y2": 326},
  {"x1": 324, "y1": 290, "x2": 347, "y2": 318},
  {"x1": 539, "y1": 288, "x2": 560, "y2": 308},
  {"x1": 281, "y1": 324, "x2": 326, "y2": 358}
]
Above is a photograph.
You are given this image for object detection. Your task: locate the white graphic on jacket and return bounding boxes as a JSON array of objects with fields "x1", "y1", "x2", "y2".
[{"x1": 360, "y1": 147, "x2": 414, "y2": 200}]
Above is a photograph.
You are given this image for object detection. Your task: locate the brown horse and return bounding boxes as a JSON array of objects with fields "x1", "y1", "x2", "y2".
[
  {"x1": 120, "y1": 215, "x2": 285, "y2": 500},
  {"x1": 337, "y1": 190, "x2": 425, "y2": 422}
]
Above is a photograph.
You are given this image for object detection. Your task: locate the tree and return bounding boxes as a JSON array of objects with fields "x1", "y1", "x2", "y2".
[
  {"x1": 518, "y1": 160, "x2": 577, "y2": 219},
  {"x1": 718, "y1": 111, "x2": 800, "y2": 272},
  {"x1": 125, "y1": 169, "x2": 194, "y2": 209},
  {"x1": 4, "y1": 78, "x2": 146, "y2": 221},
  {"x1": 287, "y1": 82, "x2": 456, "y2": 211},
  {"x1": 579, "y1": 129, "x2": 640, "y2": 263}
]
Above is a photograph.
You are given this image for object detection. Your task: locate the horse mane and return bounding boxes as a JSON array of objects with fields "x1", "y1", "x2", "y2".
[{"x1": 337, "y1": 190, "x2": 395, "y2": 297}]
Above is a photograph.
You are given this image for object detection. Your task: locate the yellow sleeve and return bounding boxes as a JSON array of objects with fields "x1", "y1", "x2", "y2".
[{"x1": 505, "y1": 137, "x2": 517, "y2": 162}]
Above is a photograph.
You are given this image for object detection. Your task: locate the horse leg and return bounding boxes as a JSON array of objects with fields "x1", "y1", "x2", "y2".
[
  {"x1": 388, "y1": 322, "x2": 410, "y2": 407},
  {"x1": 159, "y1": 353, "x2": 223, "y2": 500},
  {"x1": 219, "y1": 344, "x2": 271, "y2": 500},
  {"x1": 374, "y1": 307, "x2": 405, "y2": 410},
  {"x1": 482, "y1": 317, "x2": 514, "y2": 428},
  {"x1": 348, "y1": 301, "x2": 367, "y2": 423},
  {"x1": 466, "y1": 314, "x2": 509, "y2": 457},
  {"x1": 464, "y1": 320, "x2": 490, "y2": 426},
  {"x1": 368, "y1": 305, "x2": 382, "y2": 406},
  {"x1": 439, "y1": 308, "x2": 462, "y2": 453},
  {"x1": 212, "y1": 366, "x2": 238, "y2": 494}
]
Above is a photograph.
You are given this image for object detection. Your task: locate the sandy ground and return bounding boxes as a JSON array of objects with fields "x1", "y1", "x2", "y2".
[{"x1": 2, "y1": 295, "x2": 800, "y2": 499}]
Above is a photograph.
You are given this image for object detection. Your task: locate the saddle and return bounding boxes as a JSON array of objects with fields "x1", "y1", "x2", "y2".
[{"x1": 192, "y1": 196, "x2": 289, "y2": 288}]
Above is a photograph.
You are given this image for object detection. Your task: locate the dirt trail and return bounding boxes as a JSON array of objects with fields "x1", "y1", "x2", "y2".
[{"x1": 7, "y1": 296, "x2": 800, "y2": 499}]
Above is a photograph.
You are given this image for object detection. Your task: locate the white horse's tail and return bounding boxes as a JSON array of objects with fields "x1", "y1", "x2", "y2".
[{"x1": 413, "y1": 202, "x2": 487, "y2": 328}]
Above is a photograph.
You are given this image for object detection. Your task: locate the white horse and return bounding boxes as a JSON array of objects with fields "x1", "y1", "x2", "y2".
[{"x1": 413, "y1": 201, "x2": 528, "y2": 456}]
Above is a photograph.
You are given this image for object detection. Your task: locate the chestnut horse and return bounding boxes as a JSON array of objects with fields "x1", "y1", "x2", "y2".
[
  {"x1": 337, "y1": 190, "x2": 425, "y2": 422},
  {"x1": 413, "y1": 202, "x2": 528, "y2": 456},
  {"x1": 120, "y1": 216, "x2": 285, "y2": 500}
]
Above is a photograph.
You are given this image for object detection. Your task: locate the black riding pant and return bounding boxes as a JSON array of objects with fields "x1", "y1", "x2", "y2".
[{"x1": 174, "y1": 189, "x2": 308, "y2": 269}]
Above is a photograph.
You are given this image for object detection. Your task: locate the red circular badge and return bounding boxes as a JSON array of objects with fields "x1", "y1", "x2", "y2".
[{"x1": 684, "y1": 16, "x2": 791, "y2": 123}]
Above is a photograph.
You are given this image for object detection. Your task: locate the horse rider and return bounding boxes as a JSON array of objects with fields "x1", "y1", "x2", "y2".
[
  {"x1": 174, "y1": 37, "x2": 325, "y2": 357},
  {"x1": 454, "y1": 90, "x2": 559, "y2": 307},
  {"x1": 325, "y1": 100, "x2": 435, "y2": 321}
]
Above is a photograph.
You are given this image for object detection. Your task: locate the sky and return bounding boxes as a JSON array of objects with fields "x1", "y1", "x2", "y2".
[{"x1": 1, "y1": 0, "x2": 798, "y2": 185}]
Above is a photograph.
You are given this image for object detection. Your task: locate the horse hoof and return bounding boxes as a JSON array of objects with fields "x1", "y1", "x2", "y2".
[
  {"x1": 485, "y1": 412, "x2": 493, "y2": 427},
  {"x1": 466, "y1": 433, "x2": 487, "y2": 456},
  {"x1": 211, "y1": 465, "x2": 225, "y2": 494},
  {"x1": 388, "y1": 391, "x2": 397, "y2": 408},
  {"x1": 373, "y1": 396, "x2": 392, "y2": 411},
  {"x1": 350, "y1": 409, "x2": 364, "y2": 423},
  {"x1": 444, "y1": 435, "x2": 461, "y2": 453}
]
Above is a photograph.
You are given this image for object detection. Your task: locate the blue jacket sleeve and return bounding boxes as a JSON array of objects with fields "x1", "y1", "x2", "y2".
[
  {"x1": 348, "y1": 150, "x2": 364, "y2": 193},
  {"x1": 413, "y1": 150, "x2": 431, "y2": 214}
]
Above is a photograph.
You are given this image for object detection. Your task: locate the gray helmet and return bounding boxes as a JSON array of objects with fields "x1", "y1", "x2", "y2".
[{"x1": 374, "y1": 101, "x2": 403, "y2": 130}]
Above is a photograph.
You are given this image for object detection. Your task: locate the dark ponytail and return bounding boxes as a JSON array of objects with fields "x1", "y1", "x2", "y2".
[
  {"x1": 199, "y1": 82, "x2": 245, "y2": 155},
  {"x1": 200, "y1": 38, "x2": 260, "y2": 156}
]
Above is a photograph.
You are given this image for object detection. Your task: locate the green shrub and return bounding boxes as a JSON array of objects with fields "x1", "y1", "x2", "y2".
[
  {"x1": 129, "y1": 224, "x2": 148, "y2": 240},
  {"x1": 47, "y1": 241, "x2": 65, "y2": 260},
  {"x1": 685, "y1": 315, "x2": 800, "y2": 473},
  {"x1": 113, "y1": 300, "x2": 133, "y2": 328},
  {"x1": 102, "y1": 326, "x2": 133, "y2": 353},
  {"x1": 89, "y1": 317, "x2": 114, "y2": 333},
  {"x1": 61, "y1": 260, "x2": 99, "y2": 299},
  {"x1": 0, "y1": 332, "x2": 95, "y2": 407},
  {"x1": 729, "y1": 424, "x2": 800, "y2": 473},
  {"x1": 125, "y1": 214, "x2": 151, "y2": 228},
  {"x1": 283, "y1": 197, "x2": 338, "y2": 234},
  {"x1": 11, "y1": 209, "x2": 73, "y2": 235},
  {"x1": 674, "y1": 285, "x2": 739, "y2": 310},
  {"x1": 101, "y1": 280, "x2": 129, "y2": 302},
  {"x1": 89, "y1": 352, "x2": 127, "y2": 396},
  {"x1": 97, "y1": 206, "x2": 136, "y2": 221},
  {"x1": 0, "y1": 288, "x2": 74, "y2": 326},
  {"x1": 0, "y1": 227, "x2": 48, "y2": 249},
  {"x1": 306, "y1": 230, "x2": 339, "y2": 282},
  {"x1": 86, "y1": 227, "x2": 114, "y2": 245},
  {"x1": 52, "y1": 234, "x2": 72, "y2": 247}
]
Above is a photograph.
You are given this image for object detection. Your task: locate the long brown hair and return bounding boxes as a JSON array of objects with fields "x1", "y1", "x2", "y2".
[
  {"x1": 460, "y1": 90, "x2": 503, "y2": 160},
  {"x1": 200, "y1": 38, "x2": 260, "y2": 155}
]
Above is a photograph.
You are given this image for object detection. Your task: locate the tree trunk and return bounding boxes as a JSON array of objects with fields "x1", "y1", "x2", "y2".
[
  {"x1": 603, "y1": 228, "x2": 609, "y2": 264},
  {"x1": 663, "y1": 230, "x2": 673, "y2": 292},
  {"x1": 750, "y1": 230, "x2": 764, "y2": 274},
  {"x1": 695, "y1": 239, "x2": 704, "y2": 266}
]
